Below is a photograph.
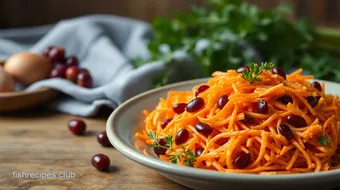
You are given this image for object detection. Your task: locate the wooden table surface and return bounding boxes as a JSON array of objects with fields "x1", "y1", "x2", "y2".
[{"x1": 0, "y1": 109, "x2": 188, "y2": 190}]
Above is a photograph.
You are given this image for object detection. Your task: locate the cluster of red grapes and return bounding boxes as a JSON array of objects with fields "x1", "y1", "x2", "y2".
[{"x1": 42, "y1": 46, "x2": 93, "y2": 88}]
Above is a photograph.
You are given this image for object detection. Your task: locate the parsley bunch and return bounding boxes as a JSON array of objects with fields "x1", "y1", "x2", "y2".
[
  {"x1": 147, "y1": 131, "x2": 197, "y2": 167},
  {"x1": 132, "y1": 0, "x2": 340, "y2": 87}
]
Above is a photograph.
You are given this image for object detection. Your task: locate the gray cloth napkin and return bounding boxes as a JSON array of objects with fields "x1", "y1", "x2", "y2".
[
  {"x1": 0, "y1": 15, "x2": 166, "y2": 116},
  {"x1": 0, "y1": 15, "x2": 260, "y2": 116}
]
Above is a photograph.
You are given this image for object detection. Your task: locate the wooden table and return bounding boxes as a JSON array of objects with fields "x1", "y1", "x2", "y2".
[{"x1": 0, "y1": 109, "x2": 188, "y2": 190}]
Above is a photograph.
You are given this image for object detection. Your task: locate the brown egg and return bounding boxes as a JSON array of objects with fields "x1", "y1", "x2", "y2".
[
  {"x1": 4, "y1": 52, "x2": 52, "y2": 85},
  {"x1": 0, "y1": 67, "x2": 15, "y2": 92}
]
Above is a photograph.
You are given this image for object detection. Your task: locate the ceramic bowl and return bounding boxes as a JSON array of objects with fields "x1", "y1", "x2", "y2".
[{"x1": 106, "y1": 78, "x2": 340, "y2": 190}]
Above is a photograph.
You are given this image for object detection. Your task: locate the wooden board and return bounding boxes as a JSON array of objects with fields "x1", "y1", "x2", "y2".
[
  {"x1": 0, "y1": 109, "x2": 188, "y2": 190},
  {"x1": 0, "y1": 87, "x2": 59, "y2": 112},
  {"x1": 0, "y1": 60, "x2": 59, "y2": 112}
]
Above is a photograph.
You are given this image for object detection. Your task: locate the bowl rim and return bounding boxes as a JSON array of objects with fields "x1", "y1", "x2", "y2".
[{"x1": 106, "y1": 78, "x2": 340, "y2": 183}]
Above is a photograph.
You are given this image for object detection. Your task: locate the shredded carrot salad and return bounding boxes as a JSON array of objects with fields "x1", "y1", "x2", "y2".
[{"x1": 136, "y1": 67, "x2": 340, "y2": 174}]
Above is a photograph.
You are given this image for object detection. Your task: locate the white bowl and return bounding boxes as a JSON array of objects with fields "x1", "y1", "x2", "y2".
[{"x1": 106, "y1": 78, "x2": 340, "y2": 190}]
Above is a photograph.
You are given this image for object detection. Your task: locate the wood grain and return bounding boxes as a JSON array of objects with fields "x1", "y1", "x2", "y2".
[
  {"x1": 0, "y1": 87, "x2": 59, "y2": 112},
  {"x1": 0, "y1": 110, "x2": 188, "y2": 190}
]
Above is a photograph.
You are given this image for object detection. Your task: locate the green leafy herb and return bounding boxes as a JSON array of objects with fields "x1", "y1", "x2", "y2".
[
  {"x1": 241, "y1": 62, "x2": 274, "y2": 84},
  {"x1": 169, "y1": 155, "x2": 181, "y2": 164},
  {"x1": 147, "y1": 131, "x2": 197, "y2": 167},
  {"x1": 181, "y1": 144, "x2": 197, "y2": 167},
  {"x1": 317, "y1": 135, "x2": 329, "y2": 146},
  {"x1": 132, "y1": 0, "x2": 340, "y2": 87},
  {"x1": 164, "y1": 135, "x2": 174, "y2": 147},
  {"x1": 147, "y1": 131, "x2": 158, "y2": 142},
  {"x1": 147, "y1": 131, "x2": 169, "y2": 150}
]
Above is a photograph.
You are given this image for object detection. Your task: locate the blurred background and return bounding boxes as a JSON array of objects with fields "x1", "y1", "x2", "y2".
[{"x1": 1, "y1": 0, "x2": 339, "y2": 28}]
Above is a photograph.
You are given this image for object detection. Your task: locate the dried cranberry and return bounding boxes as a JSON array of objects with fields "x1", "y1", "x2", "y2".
[
  {"x1": 79, "y1": 68, "x2": 90, "y2": 75},
  {"x1": 97, "y1": 131, "x2": 112, "y2": 147},
  {"x1": 217, "y1": 95, "x2": 229, "y2": 109},
  {"x1": 278, "y1": 123, "x2": 293, "y2": 140},
  {"x1": 233, "y1": 151, "x2": 250, "y2": 169},
  {"x1": 91, "y1": 154, "x2": 111, "y2": 172},
  {"x1": 195, "y1": 85, "x2": 209, "y2": 96},
  {"x1": 195, "y1": 147, "x2": 204, "y2": 157},
  {"x1": 186, "y1": 97, "x2": 205, "y2": 113},
  {"x1": 42, "y1": 46, "x2": 54, "y2": 57},
  {"x1": 242, "y1": 114, "x2": 255, "y2": 124},
  {"x1": 77, "y1": 72, "x2": 93, "y2": 88},
  {"x1": 257, "y1": 100, "x2": 268, "y2": 114},
  {"x1": 236, "y1": 65, "x2": 250, "y2": 73},
  {"x1": 287, "y1": 115, "x2": 307, "y2": 128},
  {"x1": 161, "y1": 118, "x2": 172, "y2": 129},
  {"x1": 65, "y1": 65, "x2": 79, "y2": 82},
  {"x1": 173, "y1": 103, "x2": 187, "y2": 114},
  {"x1": 272, "y1": 66, "x2": 286, "y2": 79},
  {"x1": 195, "y1": 122, "x2": 213, "y2": 137},
  {"x1": 68, "y1": 119, "x2": 86, "y2": 135},
  {"x1": 312, "y1": 81, "x2": 322, "y2": 91},
  {"x1": 336, "y1": 145, "x2": 340, "y2": 153},
  {"x1": 277, "y1": 95, "x2": 293, "y2": 104},
  {"x1": 306, "y1": 96, "x2": 320, "y2": 108},
  {"x1": 175, "y1": 129, "x2": 189, "y2": 145},
  {"x1": 65, "y1": 56, "x2": 79, "y2": 66},
  {"x1": 47, "y1": 46, "x2": 65, "y2": 63},
  {"x1": 154, "y1": 139, "x2": 168, "y2": 156},
  {"x1": 49, "y1": 64, "x2": 67, "y2": 78}
]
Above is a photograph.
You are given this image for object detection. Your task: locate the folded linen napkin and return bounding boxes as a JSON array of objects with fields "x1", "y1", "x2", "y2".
[{"x1": 0, "y1": 15, "x2": 167, "y2": 116}]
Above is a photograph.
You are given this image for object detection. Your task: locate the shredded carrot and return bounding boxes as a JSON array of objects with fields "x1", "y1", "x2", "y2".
[{"x1": 136, "y1": 68, "x2": 340, "y2": 174}]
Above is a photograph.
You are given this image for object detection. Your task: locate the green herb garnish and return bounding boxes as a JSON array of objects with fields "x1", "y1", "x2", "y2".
[
  {"x1": 241, "y1": 62, "x2": 274, "y2": 84},
  {"x1": 132, "y1": 0, "x2": 340, "y2": 87},
  {"x1": 317, "y1": 135, "x2": 329, "y2": 146},
  {"x1": 147, "y1": 131, "x2": 197, "y2": 167}
]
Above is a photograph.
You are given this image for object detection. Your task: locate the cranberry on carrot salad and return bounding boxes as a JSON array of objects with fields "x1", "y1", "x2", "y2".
[{"x1": 136, "y1": 62, "x2": 340, "y2": 174}]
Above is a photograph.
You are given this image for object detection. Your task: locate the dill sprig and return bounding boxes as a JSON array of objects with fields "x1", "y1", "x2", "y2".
[
  {"x1": 241, "y1": 62, "x2": 274, "y2": 84},
  {"x1": 147, "y1": 131, "x2": 197, "y2": 167},
  {"x1": 317, "y1": 135, "x2": 329, "y2": 146}
]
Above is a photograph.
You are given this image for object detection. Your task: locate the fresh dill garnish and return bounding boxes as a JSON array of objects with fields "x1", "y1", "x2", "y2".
[
  {"x1": 241, "y1": 62, "x2": 274, "y2": 84},
  {"x1": 147, "y1": 131, "x2": 197, "y2": 167},
  {"x1": 317, "y1": 135, "x2": 329, "y2": 146}
]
